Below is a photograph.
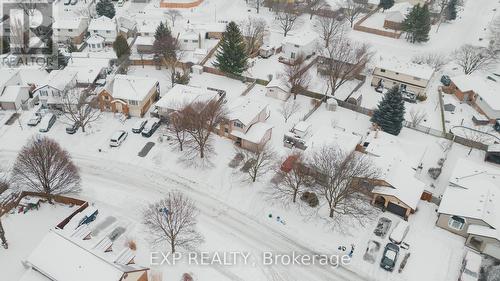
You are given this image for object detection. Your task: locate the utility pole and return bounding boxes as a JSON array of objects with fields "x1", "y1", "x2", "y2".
[{"x1": 0, "y1": 217, "x2": 8, "y2": 249}]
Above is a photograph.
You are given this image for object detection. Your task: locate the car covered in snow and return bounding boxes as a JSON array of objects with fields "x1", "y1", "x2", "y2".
[
  {"x1": 459, "y1": 251, "x2": 481, "y2": 281},
  {"x1": 380, "y1": 243, "x2": 399, "y2": 271},
  {"x1": 389, "y1": 220, "x2": 410, "y2": 244},
  {"x1": 141, "y1": 118, "x2": 160, "y2": 138},
  {"x1": 27, "y1": 114, "x2": 42, "y2": 126},
  {"x1": 109, "y1": 130, "x2": 128, "y2": 147},
  {"x1": 132, "y1": 119, "x2": 147, "y2": 134},
  {"x1": 65, "y1": 121, "x2": 80, "y2": 134}
]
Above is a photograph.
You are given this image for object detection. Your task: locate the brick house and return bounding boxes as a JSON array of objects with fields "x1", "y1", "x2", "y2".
[{"x1": 97, "y1": 75, "x2": 159, "y2": 117}]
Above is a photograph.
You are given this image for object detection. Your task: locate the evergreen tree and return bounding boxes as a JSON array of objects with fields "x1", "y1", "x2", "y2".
[
  {"x1": 379, "y1": 0, "x2": 394, "y2": 11},
  {"x1": 1, "y1": 37, "x2": 9, "y2": 54},
  {"x1": 402, "y1": 4, "x2": 431, "y2": 43},
  {"x1": 113, "y1": 35, "x2": 130, "y2": 59},
  {"x1": 446, "y1": 0, "x2": 458, "y2": 20},
  {"x1": 96, "y1": 0, "x2": 115, "y2": 19},
  {"x1": 153, "y1": 21, "x2": 176, "y2": 60},
  {"x1": 213, "y1": 21, "x2": 248, "y2": 75},
  {"x1": 371, "y1": 86, "x2": 405, "y2": 136}
]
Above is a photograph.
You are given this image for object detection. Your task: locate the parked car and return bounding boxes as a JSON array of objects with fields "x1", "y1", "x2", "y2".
[
  {"x1": 380, "y1": 243, "x2": 399, "y2": 271},
  {"x1": 132, "y1": 119, "x2": 147, "y2": 134},
  {"x1": 27, "y1": 114, "x2": 42, "y2": 126},
  {"x1": 117, "y1": 0, "x2": 124, "y2": 6},
  {"x1": 494, "y1": 119, "x2": 500, "y2": 132},
  {"x1": 63, "y1": 0, "x2": 71, "y2": 5},
  {"x1": 459, "y1": 251, "x2": 481, "y2": 281},
  {"x1": 389, "y1": 220, "x2": 410, "y2": 244},
  {"x1": 65, "y1": 121, "x2": 80, "y2": 134},
  {"x1": 39, "y1": 113, "x2": 56, "y2": 133},
  {"x1": 401, "y1": 91, "x2": 417, "y2": 103},
  {"x1": 109, "y1": 130, "x2": 128, "y2": 147},
  {"x1": 70, "y1": 0, "x2": 78, "y2": 5},
  {"x1": 141, "y1": 118, "x2": 160, "y2": 137},
  {"x1": 441, "y1": 75, "x2": 451, "y2": 86}
]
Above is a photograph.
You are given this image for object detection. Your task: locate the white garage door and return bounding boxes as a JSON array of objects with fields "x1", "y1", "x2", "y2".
[{"x1": 484, "y1": 243, "x2": 500, "y2": 259}]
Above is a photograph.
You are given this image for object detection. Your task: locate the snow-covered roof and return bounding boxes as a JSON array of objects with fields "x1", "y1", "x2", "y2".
[
  {"x1": 306, "y1": 126, "x2": 362, "y2": 155},
  {"x1": 228, "y1": 98, "x2": 269, "y2": 126},
  {"x1": 137, "y1": 20, "x2": 160, "y2": 34},
  {"x1": 0, "y1": 86, "x2": 29, "y2": 103},
  {"x1": 282, "y1": 32, "x2": 318, "y2": 47},
  {"x1": 376, "y1": 57, "x2": 435, "y2": 81},
  {"x1": 87, "y1": 34, "x2": 106, "y2": 45},
  {"x1": 385, "y1": 11, "x2": 406, "y2": 23},
  {"x1": 89, "y1": 16, "x2": 116, "y2": 31},
  {"x1": 25, "y1": 204, "x2": 148, "y2": 281},
  {"x1": 294, "y1": 121, "x2": 311, "y2": 134},
  {"x1": 155, "y1": 84, "x2": 219, "y2": 111},
  {"x1": 106, "y1": 74, "x2": 158, "y2": 101},
  {"x1": 65, "y1": 65, "x2": 104, "y2": 84},
  {"x1": 365, "y1": 131, "x2": 425, "y2": 210},
  {"x1": 230, "y1": 122, "x2": 273, "y2": 143},
  {"x1": 116, "y1": 16, "x2": 136, "y2": 31},
  {"x1": 36, "y1": 70, "x2": 77, "y2": 92},
  {"x1": 266, "y1": 78, "x2": 290, "y2": 92},
  {"x1": 451, "y1": 75, "x2": 500, "y2": 110},
  {"x1": 438, "y1": 158, "x2": 500, "y2": 236},
  {"x1": 53, "y1": 17, "x2": 87, "y2": 29},
  {"x1": 135, "y1": 36, "x2": 155, "y2": 46},
  {"x1": 0, "y1": 69, "x2": 21, "y2": 89}
]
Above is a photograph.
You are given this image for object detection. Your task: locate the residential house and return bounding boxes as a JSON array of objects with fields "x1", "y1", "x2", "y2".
[
  {"x1": 446, "y1": 75, "x2": 500, "y2": 121},
  {"x1": 178, "y1": 30, "x2": 203, "y2": 51},
  {"x1": 65, "y1": 64, "x2": 107, "y2": 87},
  {"x1": 87, "y1": 34, "x2": 106, "y2": 52},
  {"x1": 0, "y1": 86, "x2": 30, "y2": 110},
  {"x1": 218, "y1": 98, "x2": 273, "y2": 152},
  {"x1": 117, "y1": 16, "x2": 137, "y2": 39},
  {"x1": 383, "y1": 2, "x2": 412, "y2": 30},
  {"x1": 371, "y1": 58, "x2": 434, "y2": 97},
  {"x1": 53, "y1": 17, "x2": 89, "y2": 44},
  {"x1": 0, "y1": 68, "x2": 49, "y2": 110},
  {"x1": 135, "y1": 36, "x2": 155, "y2": 54},
  {"x1": 21, "y1": 202, "x2": 149, "y2": 281},
  {"x1": 88, "y1": 16, "x2": 118, "y2": 44},
  {"x1": 485, "y1": 144, "x2": 500, "y2": 165},
  {"x1": 437, "y1": 158, "x2": 500, "y2": 259},
  {"x1": 265, "y1": 78, "x2": 291, "y2": 101},
  {"x1": 97, "y1": 75, "x2": 159, "y2": 117},
  {"x1": 316, "y1": 55, "x2": 367, "y2": 80},
  {"x1": 280, "y1": 32, "x2": 318, "y2": 63},
  {"x1": 34, "y1": 70, "x2": 78, "y2": 109},
  {"x1": 360, "y1": 131, "x2": 426, "y2": 219},
  {"x1": 154, "y1": 84, "x2": 220, "y2": 119}
]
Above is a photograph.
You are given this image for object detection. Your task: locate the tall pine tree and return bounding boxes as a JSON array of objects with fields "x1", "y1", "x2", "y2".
[
  {"x1": 371, "y1": 86, "x2": 406, "y2": 135},
  {"x1": 96, "y1": 0, "x2": 116, "y2": 19},
  {"x1": 213, "y1": 21, "x2": 248, "y2": 76},
  {"x1": 379, "y1": 0, "x2": 394, "y2": 11},
  {"x1": 402, "y1": 4, "x2": 431, "y2": 43},
  {"x1": 113, "y1": 35, "x2": 130, "y2": 59},
  {"x1": 446, "y1": 0, "x2": 458, "y2": 20}
]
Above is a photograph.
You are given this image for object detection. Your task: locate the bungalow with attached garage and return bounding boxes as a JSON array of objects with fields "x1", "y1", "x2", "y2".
[
  {"x1": 21, "y1": 202, "x2": 149, "y2": 281},
  {"x1": 97, "y1": 75, "x2": 159, "y2": 117},
  {"x1": 437, "y1": 158, "x2": 500, "y2": 259},
  {"x1": 153, "y1": 84, "x2": 220, "y2": 119},
  {"x1": 53, "y1": 17, "x2": 89, "y2": 44},
  {"x1": 371, "y1": 58, "x2": 434, "y2": 97},
  {"x1": 218, "y1": 98, "x2": 273, "y2": 153},
  {"x1": 445, "y1": 75, "x2": 500, "y2": 122},
  {"x1": 359, "y1": 131, "x2": 426, "y2": 220},
  {"x1": 265, "y1": 78, "x2": 291, "y2": 101},
  {"x1": 88, "y1": 16, "x2": 118, "y2": 44},
  {"x1": 33, "y1": 70, "x2": 78, "y2": 109},
  {"x1": 280, "y1": 32, "x2": 318, "y2": 64}
]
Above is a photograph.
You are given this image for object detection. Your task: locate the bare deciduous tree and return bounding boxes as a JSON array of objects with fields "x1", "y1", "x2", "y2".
[
  {"x1": 143, "y1": 191, "x2": 203, "y2": 253},
  {"x1": 183, "y1": 100, "x2": 227, "y2": 159},
  {"x1": 16, "y1": 0, "x2": 38, "y2": 16},
  {"x1": 11, "y1": 137, "x2": 81, "y2": 202},
  {"x1": 489, "y1": 15, "x2": 500, "y2": 52},
  {"x1": 314, "y1": 15, "x2": 345, "y2": 48},
  {"x1": 276, "y1": 4, "x2": 300, "y2": 37},
  {"x1": 239, "y1": 144, "x2": 276, "y2": 182},
  {"x1": 412, "y1": 52, "x2": 448, "y2": 70},
  {"x1": 279, "y1": 99, "x2": 301, "y2": 123},
  {"x1": 309, "y1": 146, "x2": 379, "y2": 220},
  {"x1": 453, "y1": 44, "x2": 498, "y2": 75},
  {"x1": 342, "y1": 0, "x2": 363, "y2": 28},
  {"x1": 281, "y1": 54, "x2": 310, "y2": 99},
  {"x1": 61, "y1": 88, "x2": 101, "y2": 133},
  {"x1": 305, "y1": 0, "x2": 326, "y2": 20},
  {"x1": 166, "y1": 109, "x2": 189, "y2": 152},
  {"x1": 240, "y1": 17, "x2": 267, "y2": 56},
  {"x1": 272, "y1": 154, "x2": 312, "y2": 203},
  {"x1": 323, "y1": 32, "x2": 372, "y2": 97},
  {"x1": 165, "y1": 10, "x2": 182, "y2": 27},
  {"x1": 409, "y1": 108, "x2": 427, "y2": 127}
]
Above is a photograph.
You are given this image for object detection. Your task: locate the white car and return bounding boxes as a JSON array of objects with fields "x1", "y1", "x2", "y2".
[
  {"x1": 389, "y1": 220, "x2": 410, "y2": 244},
  {"x1": 27, "y1": 115, "x2": 42, "y2": 126},
  {"x1": 109, "y1": 130, "x2": 128, "y2": 147},
  {"x1": 117, "y1": 0, "x2": 124, "y2": 6},
  {"x1": 132, "y1": 119, "x2": 147, "y2": 134}
]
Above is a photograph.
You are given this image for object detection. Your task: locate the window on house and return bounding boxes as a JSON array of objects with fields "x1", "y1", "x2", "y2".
[
  {"x1": 291, "y1": 52, "x2": 296, "y2": 59},
  {"x1": 224, "y1": 127, "x2": 229, "y2": 133},
  {"x1": 68, "y1": 29, "x2": 73, "y2": 32},
  {"x1": 129, "y1": 100, "x2": 139, "y2": 106},
  {"x1": 91, "y1": 44, "x2": 96, "y2": 48},
  {"x1": 94, "y1": 30, "x2": 98, "y2": 33},
  {"x1": 193, "y1": 40, "x2": 198, "y2": 43},
  {"x1": 294, "y1": 44, "x2": 299, "y2": 48},
  {"x1": 104, "y1": 95, "x2": 110, "y2": 101},
  {"x1": 233, "y1": 121, "x2": 243, "y2": 128},
  {"x1": 184, "y1": 40, "x2": 188, "y2": 43},
  {"x1": 448, "y1": 216, "x2": 465, "y2": 230},
  {"x1": 106, "y1": 30, "x2": 111, "y2": 34},
  {"x1": 414, "y1": 77, "x2": 422, "y2": 81},
  {"x1": 395, "y1": 72, "x2": 399, "y2": 75},
  {"x1": 380, "y1": 69, "x2": 386, "y2": 73}
]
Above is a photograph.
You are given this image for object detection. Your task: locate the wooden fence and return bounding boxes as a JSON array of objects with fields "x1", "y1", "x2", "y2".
[
  {"x1": 353, "y1": 8, "x2": 402, "y2": 39},
  {"x1": 0, "y1": 191, "x2": 86, "y2": 217}
]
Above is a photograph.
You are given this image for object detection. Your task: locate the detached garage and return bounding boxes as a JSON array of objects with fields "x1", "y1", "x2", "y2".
[{"x1": 0, "y1": 86, "x2": 30, "y2": 110}]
